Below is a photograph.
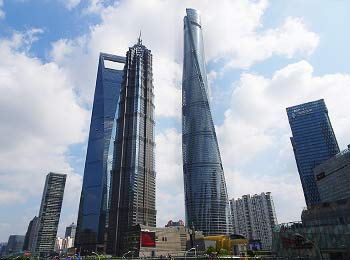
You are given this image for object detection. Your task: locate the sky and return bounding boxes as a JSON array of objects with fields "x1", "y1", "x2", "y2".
[{"x1": 0, "y1": 0, "x2": 350, "y2": 241}]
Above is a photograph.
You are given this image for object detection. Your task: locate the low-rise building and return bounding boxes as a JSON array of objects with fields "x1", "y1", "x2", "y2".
[
  {"x1": 121, "y1": 224, "x2": 205, "y2": 257},
  {"x1": 204, "y1": 234, "x2": 248, "y2": 256},
  {"x1": 314, "y1": 145, "x2": 350, "y2": 203},
  {"x1": 272, "y1": 221, "x2": 350, "y2": 259}
]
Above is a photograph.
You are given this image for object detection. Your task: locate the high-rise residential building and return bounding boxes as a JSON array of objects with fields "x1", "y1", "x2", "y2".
[
  {"x1": 314, "y1": 144, "x2": 350, "y2": 203},
  {"x1": 32, "y1": 172, "x2": 66, "y2": 256},
  {"x1": 23, "y1": 216, "x2": 38, "y2": 251},
  {"x1": 62, "y1": 237, "x2": 74, "y2": 252},
  {"x1": 0, "y1": 243, "x2": 7, "y2": 256},
  {"x1": 65, "y1": 223, "x2": 77, "y2": 239},
  {"x1": 182, "y1": 8, "x2": 232, "y2": 236},
  {"x1": 230, "y1": 192, "x2": 278, "y2": 250},
  {"x1": 54, "y1": 237, "x2": 63, "y2": 253},
  {"x1": 75, "y1": 53, "x2": 126, "y2": 254},
  {"x1": 107, "y1": 37, "x2": 156, "y2": 255},
  {"x1": 287, "y1": 99, "x2": 340, "y2": 206},
  {"x1": 6, "y1": 235, "x2": 25, "y2": 255}
]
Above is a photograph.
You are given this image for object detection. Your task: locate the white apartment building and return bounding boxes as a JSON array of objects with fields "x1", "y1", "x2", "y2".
[{"x1": 230, "y1": 192, "x2": 278, "y2": 250}]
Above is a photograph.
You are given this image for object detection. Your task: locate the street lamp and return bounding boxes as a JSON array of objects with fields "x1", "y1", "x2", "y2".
[
  {"x1": 122, "y1": 250, "x2": 132, "y2": 259},
  {"x1": 185, "y1": 247, "x2": 197, "y2": 260},
  {"x1": 92, "y1": 251, "x2": 101, "y2": 260},
  {"x1": 294, "y1": 233, "x2": 323, "y2": 260}
]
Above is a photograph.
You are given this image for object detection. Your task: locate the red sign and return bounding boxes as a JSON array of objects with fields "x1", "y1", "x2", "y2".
[{"x1": 141, "y1": 231, "x2": 156, "y2": 247}]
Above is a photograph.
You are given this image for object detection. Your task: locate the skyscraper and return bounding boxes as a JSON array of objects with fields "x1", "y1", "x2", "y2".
[
  {"x1": 75, "y1": 53, "x2": 126, "y2": 254},
  {"x1": 32, "y1": 172, "x2": 66, "y2": 256},
  {"x1": 6, "y1": 235, "x2": 25, "y2": 255},
  {"x1": 107, "y1": 37, "x2": 156, "y2": 255},
  {"x1": 23, "y1": 216, "x2": 38, "y2": 252},
  {"x1": 230, "y1": 193, "x2": 278, "y2": 250},
  {"x1": 287, "y1": 99, "x2": 339, "y2": 206},
  {"x1": 65, "y1": 223, "x2": 77, "y2": 239},
  {"x1": 182, "y1": 8, "x2": 232, "y2": 236}
]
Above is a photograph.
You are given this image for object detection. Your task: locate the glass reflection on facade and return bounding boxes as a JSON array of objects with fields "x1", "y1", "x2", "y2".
[
  {"x1": 287, "y1": 99, "x2": 339, "y2": 207},
  {"x1": 272, "y1": 221, "x2": 350, "y2": 259},
  {"x1": 182, "y1": 8, "x2": 232, "y2": 236},
  {"x1": 107, "y1": 38, "x2": 156, "y2": 255},
  {"x1": 75, "y1": 53, "x2": 125, "y2": 254}
]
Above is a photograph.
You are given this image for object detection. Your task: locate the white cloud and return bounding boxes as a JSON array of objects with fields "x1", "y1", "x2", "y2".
[
  {"x1": 59, "y1": 0, "x2": 81, "y2": 10},
  {"x1": 82, "y1": 0, "x2": 106, "y2": 14},
  {"x1": 0, "y1": 29, "x2": 88, "y2": 237},
  {"x1": 221, "y1": 17, "x2": 319, "y2": 69},
  {"x1": 217, "y1": 60, "x2": 350, "y2": 223},
  {"x1": 50, "y1": 0, "x2": 318, "y2": 112}
]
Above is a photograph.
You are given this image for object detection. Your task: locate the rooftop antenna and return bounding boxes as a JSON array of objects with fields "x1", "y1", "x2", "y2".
[{"x1": 138, "y1": 30, "x2": 142, "y2": 45}]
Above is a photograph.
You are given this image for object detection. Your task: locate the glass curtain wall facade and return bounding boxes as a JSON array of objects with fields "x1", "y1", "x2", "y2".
[
  {"x1": 287, "y1": 99, "x2": 339, "y2": 207},
  {"x1": 182, "y1": 8, "x2": 232, "y2": 236},
  {"x1": 23, "y1": 216, "x2": 38, "y2": 252},
  {"x1": 107, "y1": 38, "x2": 156, "y2": 256},
  {"x1": 75, "y1": 53, "x2": 126, "y2": 254},
  {"x1": 32, "y1": 172, "x2": 66, "y2": 256}
]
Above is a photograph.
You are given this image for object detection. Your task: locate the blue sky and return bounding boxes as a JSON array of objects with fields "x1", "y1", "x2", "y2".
[{"x1": 0, "y1": 0, "x2": 350, "y2": 242}]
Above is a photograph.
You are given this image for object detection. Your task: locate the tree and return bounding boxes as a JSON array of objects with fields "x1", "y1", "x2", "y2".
[{"x1": 204, "y1": 246, "x2": 216, "y2": 255}]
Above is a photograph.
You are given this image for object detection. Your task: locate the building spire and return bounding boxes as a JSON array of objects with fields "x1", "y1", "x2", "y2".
[{"x1": 138, "y1": 30, "x2": 142, "y2": 45}]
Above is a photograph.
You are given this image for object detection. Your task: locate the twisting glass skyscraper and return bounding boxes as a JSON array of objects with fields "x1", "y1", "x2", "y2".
[
  {"x1": 182, "y1": 8, "x2": 232, "y2": 236},
  {"x1": 75, "y1": 53, "x2": 125, "y2": 254},
  {"x1": 107, "y1": 37, "x2": 156, "y2": 255},
  {"x1": 287, "y1": 99, "x2": 339, "y2": 206}
]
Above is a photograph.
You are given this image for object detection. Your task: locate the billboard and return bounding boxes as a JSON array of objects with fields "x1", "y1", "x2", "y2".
[
  {"x1": 141, "y1": 231, "x2": 156, "y2": 247},
  {"x1": 249, "y1": 240, "x2": 262, "y2": 251}
]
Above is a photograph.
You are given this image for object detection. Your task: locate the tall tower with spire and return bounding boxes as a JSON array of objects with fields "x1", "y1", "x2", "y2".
[
  {"x1": 182, "y1": 8, "x2": 232, "y2": 236},
  {"x1": 107, "y1": 36, "x2": 156, "y2": 255}
]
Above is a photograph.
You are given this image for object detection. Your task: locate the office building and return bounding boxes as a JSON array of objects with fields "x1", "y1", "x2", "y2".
[
  {"x1": 0, "y1": 243, "x2": 7, "y2": 256},
  {"x1": 75, "y1": 53, "x2": 126, "y2": 254},
  {"x1": 182, "y1": 8, "x2": 231, "y2": 236},
  {"x1": 54, "y1": 237, "x2": 63, "y2": 253},
  {"x1": 5, "y1": 235, "x2": 25, "y2": 255},
  {"x1": 230, "y1": 192, "x2": 278, "y2": 250},
  {"x1": 287, "y1": 99, "x2": 339, "y2": 206},
  {"x1": 62, "y1": 237, "x2": 74, "y2": 253},
  {"x1": 314, "y1": 144, "x2": 350, "y2": 203},
  {"x1": 32, "y1": 172, "x2": 66, "y2": 256},
  {"x1": 107, "y1": 37, "x2": 156, "y2": 255},
  {"x1": 23, "y1": 216, "x2": 38, "y2": 251},
  {"x1": 65, "y1": 223, "x2": 76, "y2": 239}
]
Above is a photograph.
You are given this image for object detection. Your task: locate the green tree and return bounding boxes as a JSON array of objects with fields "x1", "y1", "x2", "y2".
[
  {"x1": 247, "y1": 249, "x2": 256, "y2": 257},
  {"x1": 218, "y1": 248, "x2": 228, "y2": 256},
  {"x1": 205, "y1": 246, "x2": 216, "y2": 255}
]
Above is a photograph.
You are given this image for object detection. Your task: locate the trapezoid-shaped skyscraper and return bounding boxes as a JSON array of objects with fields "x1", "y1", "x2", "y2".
[
  {"x1": 75, "y1": 53, "x2": 125, "y2": 254},
  {"x1": 287, "y1": 99, "x2": 340, "y2": 206},
  {"x1": 182, "y1": 8, "x2": 232, "y2": 236},
  {"x1": 107, "y1": 38, "x2": 156, "y2": 255}
]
